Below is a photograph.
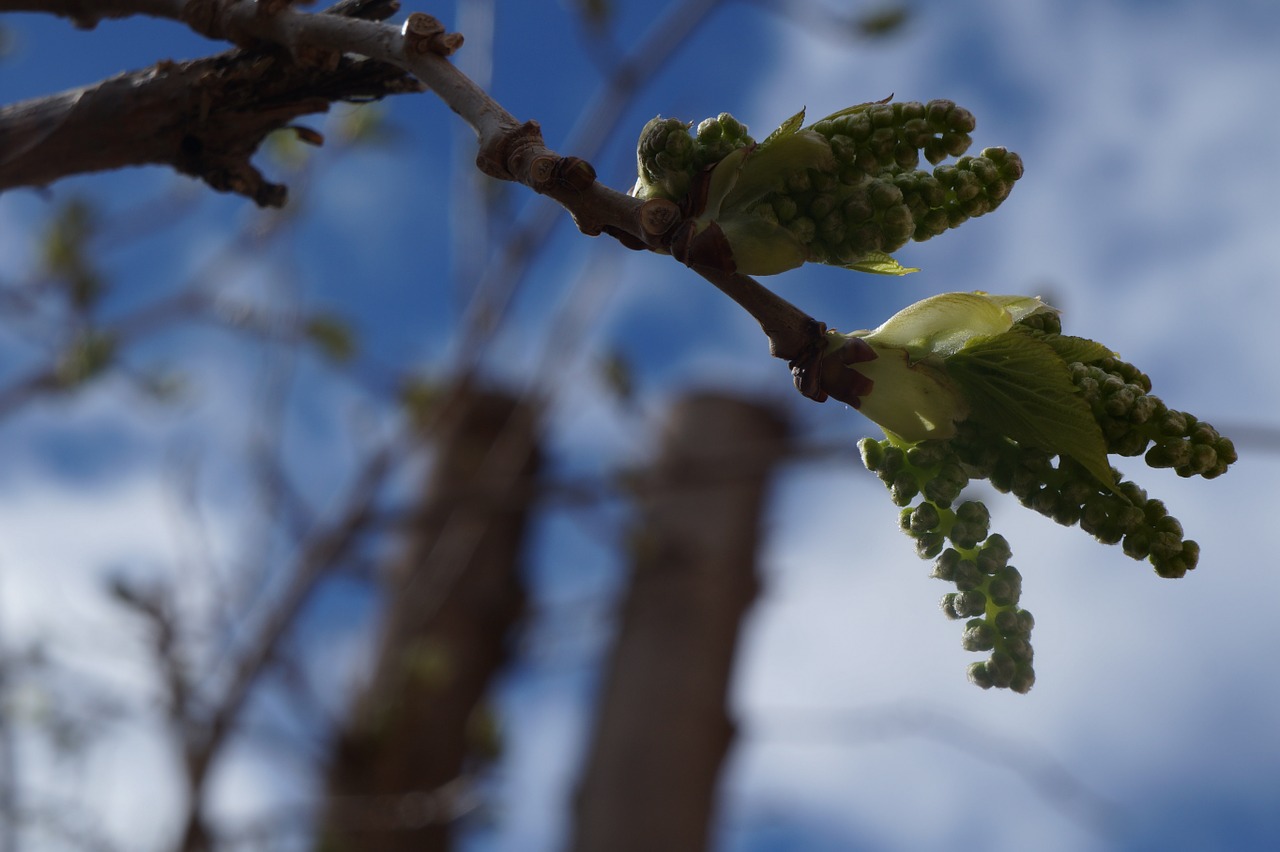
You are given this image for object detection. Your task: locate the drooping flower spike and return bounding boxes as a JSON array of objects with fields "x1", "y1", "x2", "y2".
[{"x1": 845, "y1": 292, "x2": 1236, "y2": 691}]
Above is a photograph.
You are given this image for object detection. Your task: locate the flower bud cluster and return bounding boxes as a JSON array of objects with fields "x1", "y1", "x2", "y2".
[
  {"x1": 1006, "y1": 313, "x2": 1237, "y2": 481},
  {"x1": 860, "y1": 437, "x2": 1036, "y2": 692},
  {"x1": 811, "y1": 99, "x2": 976, "y2": 175},
  {"x1": 774, "y1": 100, "x2": 1023, "y2": 263},
  {"x1": 632, "y1": 113, "x2": 755, "y2": 203},
  {"x1": 631, "y1": 100, "x2": 1023, "y2": 275},
  {"x1": 1068, "y1": 359, "x2": 1236, "y2": 479},
  {"x1": 949, "y1": 422, "x2": 1200, "y2": 578},
  {"x1": 850, "y1": 294, "x2": 1236, "y2": 689}
]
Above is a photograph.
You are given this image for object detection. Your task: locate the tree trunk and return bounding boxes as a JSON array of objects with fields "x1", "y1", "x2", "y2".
[
  {"x1": 320, "y1": 386, "x2": 541, "y2": 852},
  {"x1": 570, "y1": 392, "x2": 790, "y2": 852}
]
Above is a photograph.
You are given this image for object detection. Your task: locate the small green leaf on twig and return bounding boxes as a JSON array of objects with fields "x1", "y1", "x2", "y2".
[{"x1": 842, "y1": 251, "x2": 918, "y2": 276}]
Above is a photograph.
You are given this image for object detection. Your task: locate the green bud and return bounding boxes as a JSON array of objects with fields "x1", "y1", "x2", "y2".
[
  {"x1": 948, "y1": 520, "x2": 983, "y2": 550},
  {"x1": 880, "y1": 445, "x2": 906, "y2": 477},
  {"x1": 953, "y1": 559, "x2": 984, "y2": 592},
  {"x1": 1010, "y1": 666, "x2": 1035, "y2": 694},
  {"x1": 987, "y1": 566, "x2": 1022, "y2": 607},
  {"x1": 956, "y1": 500, "x2": 990, "y2": 529},
  {"x1": 908, "y1": 502, "x2": 942, "y2": 533},
  {"x1": 992, "y1": 610, "x2": 1017, "y2": 636},
  {"x1": 962, "y1": 619, "x2": 996, "y2": 652},
  {"x1": 933, "y1": 548, "x2": 962, "y2": 581},
  {"x1": 916, "y1": 531, "x2": 945, "y2": 559},
  {"x1": 967, "y1": 660, "x2": 995, "y2": 689},
  {"x1": 1016, "y1": 610, "x2": 1035, "y2": 635},
  {"x1": 889, "y1": 473, "x2": 920, "y2": 506},
  {"x1": 631, "y1": 116, "x2": 696, "y2": 202},
  {"x1": 955, "y1": 590, "x2": 987, "y2": 617},
  {"x1": 1003, "y1": 636, "x2": 1032, "y2": 664},
  {"x1": 986, "y1": 650, "x2": 1017, "y2": 689},
  {"x1": 1122, "y1": 530, "x2": 1151, "y2": 560},
  {"x1": 907, "y1": 441, "x2": 950, "y2": 469},
  {"x1": 977, "y1": 534, "x2": 1011, "y2": 573}
]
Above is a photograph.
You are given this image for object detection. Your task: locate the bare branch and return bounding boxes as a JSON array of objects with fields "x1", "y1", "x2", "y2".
[
  {"x1": 0, "y1": 47, "x2": 421, "y2": 206},
  {"x1": 0, "y1": 0, "x2": 849, "y2": 409},
  {"x1": 0, "y1": 1, "x2": 420, "y2": 205},
  {"x1": 176, "y1": 443, "x2": 395, "y2": 849}
]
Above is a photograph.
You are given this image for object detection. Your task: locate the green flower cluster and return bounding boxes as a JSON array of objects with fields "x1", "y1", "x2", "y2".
[
  {"x1": 950, "y1": 316, "x2": 1233, "y2": 579},
  {"x1": 632, "y1": 113, "x2": 754, "y2": 204},
  {"x1": 850, "y1": 298, "x2": 1237, "y2": 690},
  {"x1": 802, "y1": 100, "x2": 1023, "y2": 252},
  {"x1": 860, "y1": 437, "x2": 1036, "y2": 693},
  {"x1": 949, "y1": 418, "x2": 1205, "y2": 579},
  {"x1": 631, "y1": 100, "x2": 1023, "y2": 276}
]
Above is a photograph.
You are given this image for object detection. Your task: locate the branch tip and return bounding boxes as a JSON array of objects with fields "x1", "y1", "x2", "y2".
[{"x1": 402, "y1": 12, "x2": 463, "y2": 56}]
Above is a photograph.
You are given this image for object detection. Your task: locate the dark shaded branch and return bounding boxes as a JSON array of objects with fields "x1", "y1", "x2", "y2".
[
  {"x1": 177, "y1": 444, "x2": 394, "y2": 851},
  {"x1": 454, "y1": 0, "x2": 727, "y2": 364},
  {"x1": 0, "y1": 29, "x2": 422, "y2": 206},
  {"x1": 321, "y1": 386, "x2": 542, "y2": 852},
  {"x1": 0, "y1": 0, "x2": 845, "y2": 406}
]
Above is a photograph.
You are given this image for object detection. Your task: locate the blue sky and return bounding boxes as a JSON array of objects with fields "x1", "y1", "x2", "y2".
[{"x1": 2, "y1": 1, "x2": 1280, "y2": 851}]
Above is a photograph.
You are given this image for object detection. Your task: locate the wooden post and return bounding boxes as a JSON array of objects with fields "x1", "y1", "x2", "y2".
[{"x1": 570, "y1": 392, "x2": 790, "y2": 852}]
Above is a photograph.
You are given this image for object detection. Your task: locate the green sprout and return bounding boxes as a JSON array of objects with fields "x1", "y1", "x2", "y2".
[
  {"x1": 631, "y1": 99, "x2": 1022, "y2": 276},
  {"x1": 845, "y1": 292, "x2": 1236, "y2": 691},
  {"x1": 631, "y1": 101, "x2": 1232, "y2": 694}
]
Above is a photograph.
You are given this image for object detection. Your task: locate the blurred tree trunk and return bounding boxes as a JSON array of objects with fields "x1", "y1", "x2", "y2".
[
  {"x1": 570, "y1": 392, "x2": 791, "y2": 852},
  {"x1": 319, "y1": 386, "x2": 541, "y2": 852}
]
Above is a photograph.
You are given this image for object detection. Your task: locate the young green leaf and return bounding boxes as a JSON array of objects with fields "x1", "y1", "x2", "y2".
[
  {"x1": 947, "y1": 332, "x2": 1114, "y2": 487},
  {"x1": 841, "y1": 252, "x2": 919, "y2": 276},
  {"x1": 1025, "y1": 331, "x2": 1115, "y2": 365},
  {"x1": 760, "y1": 107, "x2": 807, "y2": 147}
]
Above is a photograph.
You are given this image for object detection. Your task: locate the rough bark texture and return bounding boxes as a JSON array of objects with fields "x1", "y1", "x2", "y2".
[
  {"x1": 0, "y1": 0, "x2": 422, "y2": 206},
  {"x1": 570, "y1": 392, "x2": 791, "y2": 852},
  {"x1": 320, "y1": 387, "x2": 541, "y2": 852}
]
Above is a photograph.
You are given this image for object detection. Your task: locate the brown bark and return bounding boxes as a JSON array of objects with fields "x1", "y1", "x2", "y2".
[
  {"x1": 570, "y1": 392, "x2": 791, "y2": 852},
  {"x1": 320, "y1": 387, "x2": 541, "y2": 852},
  {"x1": 0, "y1": 1, "x2": 422, "y2": 206}
]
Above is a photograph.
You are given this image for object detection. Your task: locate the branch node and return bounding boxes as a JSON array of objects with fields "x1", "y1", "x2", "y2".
[
  {"x1": 639, "y1": 198, "x2": 681, "y2": 238},
  {"x1": 528, "y1": 154, "x2": 558, "y2": 190},
  {"x1": 798, "y1": 332, "x2": 877, "y2": 405},
  {"x1": 476, "y1": 120, "x2": 544, "y2": 183},
  {"x1": 788, "y1": 320, "x2": 832, "y2": 401},
  {"x1": 554, "y1": 156, "x2": 597, "y2": 193},
  {"x1": 402, "y1": 12, "x2": 464, "y2": 56}
]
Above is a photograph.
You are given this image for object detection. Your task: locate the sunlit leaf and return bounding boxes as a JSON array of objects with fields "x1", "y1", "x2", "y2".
[{"x1": 842, "y1": 251, "x2": 918, "y2": 276}]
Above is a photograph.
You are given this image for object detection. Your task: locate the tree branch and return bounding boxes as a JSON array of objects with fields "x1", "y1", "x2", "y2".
[
  {"x1": 0, "y1": 2, "x2": 422, "y2": 205},
  {"x1": 0, "y1": 0, "x2": 846, "y2": 406},
  {"x1": 176, "y1": 443, "x2": 394, "y2": 850}
]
